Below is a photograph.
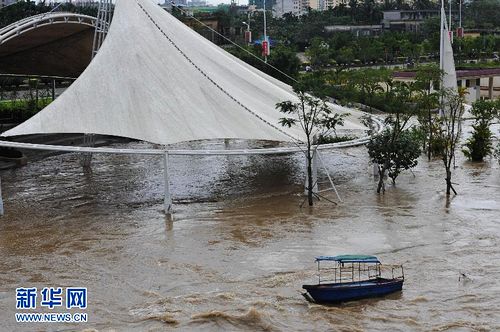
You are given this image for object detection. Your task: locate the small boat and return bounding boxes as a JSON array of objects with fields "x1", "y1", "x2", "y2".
[{"x1": 302, "y1": 255, "x2": 404, "y2": 304}]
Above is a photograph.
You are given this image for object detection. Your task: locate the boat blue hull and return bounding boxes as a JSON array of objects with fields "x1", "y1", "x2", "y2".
[{"x1": 303, "y1": 278, "x2": 403, "y2": 304}]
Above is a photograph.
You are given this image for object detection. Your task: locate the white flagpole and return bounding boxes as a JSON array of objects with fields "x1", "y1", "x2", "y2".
[
  {"x1": 440, "y1": 0, "x2": 445, "y2": 75},
  {"x1": 439, "y1": 0, "x2": 445, "y2": 115},
  {"x1": 449, "y1": 0, "x2": 453, "y2": 43}
]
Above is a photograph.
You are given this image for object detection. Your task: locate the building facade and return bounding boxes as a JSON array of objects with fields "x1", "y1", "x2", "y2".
[
  {"x1": 322, "y1": 0, "x2": 347, "y2": 10},
  {"x1": 273, "y1": 0, "x2": 308, "y2": 17},
  {"x1": 272, "y1": 0, "x2": 349, "y2": 17},
  {"x1": 249, "y1": 0, "x2": 274, "y2": 11},
  {"x1": 382, "y1": 10, "x2": 440, "y2": 32},
  {"x1": 272, "y1": 0, "x2": 287, "y2": 18}
]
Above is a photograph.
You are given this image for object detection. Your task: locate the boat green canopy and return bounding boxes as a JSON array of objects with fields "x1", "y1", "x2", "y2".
[{"x1": 315, "y1": 255, "x2": 380, "y2": 264}]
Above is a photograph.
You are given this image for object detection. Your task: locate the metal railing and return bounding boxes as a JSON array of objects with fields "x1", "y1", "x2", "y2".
[{"x1": 318, "y1": 264, "x2": 404, "y2": 285}]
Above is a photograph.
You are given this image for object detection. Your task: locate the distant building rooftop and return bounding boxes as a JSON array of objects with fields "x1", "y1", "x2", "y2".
[{"x1": 393, "y1": 68, "x2": 500, "y2": 79}]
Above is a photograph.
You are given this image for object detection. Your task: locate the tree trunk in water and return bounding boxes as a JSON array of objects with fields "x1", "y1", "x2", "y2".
[
  {"x1": 376, "y1": 166, "x2": 385, "y2": 194},
  {"x1": 307, "y1": 149, "x2": 313, "y2": 206},
  {"x1": 445, "y1": 168, "x2": 457, "y2": 196},
  {"x1": 446, "y1": 169, "x2": 451, "y2": 195}
]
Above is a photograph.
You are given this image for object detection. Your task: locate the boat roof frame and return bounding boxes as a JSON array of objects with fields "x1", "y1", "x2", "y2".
[{"x1": 315, "y1": 255, "x2": 381, "y2": 264}]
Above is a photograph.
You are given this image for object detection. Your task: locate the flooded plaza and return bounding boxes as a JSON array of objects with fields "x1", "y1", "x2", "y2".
[
  {"x1": 1, "y1": 0, "x2": 500, "y2": 330},
  {"x1": 0, "y1": 127, "x2": 500, "y2": 331},
  {"x1": 0, "y1": 126, "x2": 499, "y2": 331}
]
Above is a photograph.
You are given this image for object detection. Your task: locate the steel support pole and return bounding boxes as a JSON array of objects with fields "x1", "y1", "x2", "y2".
[
  {"x1": 316, "y1": 151, "x2": 342, "y2": 202},
  {"x1": 247, "y1": 12, "x2": 251, "y2": 46},
  {"x1": 263, "y1": 0, "x2": 267, "y2": 63},
  {"x1": 449, "y1": 0, "x2": 452, "y2": 44},
  {"x1": 312, "y1": 150, "x2": 318, "y2": 194},
  {"x1": 0, "y1": 177, "x2": 4, "y2": 216},
  {"x1": 51, "y1": 79, "x2": 56, "y2": 101},
  {"x1": 163, "y1": 152, "x2": 172, "y2": 214}
]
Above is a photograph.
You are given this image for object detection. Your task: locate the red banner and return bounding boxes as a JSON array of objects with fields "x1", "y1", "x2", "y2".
[
  {"x1": 262, "y1": 40, "x2": 269, "y2": 56},
  {"x1": 244, "y1": 31, "x2": 252, "y2": 44}
]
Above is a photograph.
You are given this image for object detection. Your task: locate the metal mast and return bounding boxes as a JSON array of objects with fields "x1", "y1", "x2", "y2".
[
  {"x1": 91, "y1": 0, "x2": 113, "y2": 59},
  {"x1": 82, "y1": 0, "x2": 114, "y2": 168}
]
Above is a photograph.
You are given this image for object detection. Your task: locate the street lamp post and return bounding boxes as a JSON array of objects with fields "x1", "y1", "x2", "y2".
[
  {"x1": 242, "y1": 12, "x2": 252, "y2": 46},
  {"x1": 263, "y1": 0, "x2": 268, "y2": 62},
  {"x1": 242, "y1": 10, "x2": 252, "y2": 46},
  {"x1": 253, "y1": 5, "x2": 270, "y2": 62},
  {"x1": 449, "y1": 0, "x2": 452, "y2": 44},
  {"x1": 242, "y1": 21, "x2": 251, "y2": 46}
]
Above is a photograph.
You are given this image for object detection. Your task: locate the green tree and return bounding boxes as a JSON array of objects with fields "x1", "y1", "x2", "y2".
[
  {"x1": 367, "y1": 81, "x2": 420, "y2": 193},
  {"x1": 435, "y1": 88, "x2": 467, "y2": 196},
  {"x1": 351, "y1": 68, "x2": 386, "y2": 108},
  {"x1": 465, "y1": 0, "x2": 500, "y2": 29},
  {"x1": 227, "y1": 45, "x2": 300, "y2": 84},
  {"x1": 336, "y1": 46, "x2": 355, "y2": 65},
  {"x1": 276, "y1": 88, "x2": 348, "y2": 206},
  {"x1": 267, "y1": 45, "x2": 301, "y2": 83},
  {"x1": 369, "y1": 129, "x2": 421, "y2": 190},
  {"x1": 413, "y1": 65, "x2": 441, "y2": 160},
  {"x1": 412, "y1": 0, "x2": 436, "y2": 10},
  {"x1": 462, "y1": 99, "x2": 498, "y2": 161},
  {"x1": 306, "y1": 37, "x2": 330, "y2": 67}
]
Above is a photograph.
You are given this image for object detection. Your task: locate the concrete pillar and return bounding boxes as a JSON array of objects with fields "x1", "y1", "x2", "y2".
[
  {"x1": 488, "y1": 76, "x2": 494, "y2": 100},
  {"x1": 475, "y1": 78, "x2": 481, "y2": 101},
  {"x1": 469, "y1": 78, "x2": 481, "y2": 102},
  {"x1": 464, "y1": 79, "x2": 473, "y2": 104}
]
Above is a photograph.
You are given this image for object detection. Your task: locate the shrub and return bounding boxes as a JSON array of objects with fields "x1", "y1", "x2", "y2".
[
  {"x1": 462, "y1": 100, "x2": 497, "y2": 161},
  {"x1": 462, "y1": 123, "x2": 493, "y2": 161}
]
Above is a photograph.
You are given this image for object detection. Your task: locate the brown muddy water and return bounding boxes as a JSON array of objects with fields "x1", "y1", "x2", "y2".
[{"x1": 0, "y1": 123, "x2": 499, "y2": 331}]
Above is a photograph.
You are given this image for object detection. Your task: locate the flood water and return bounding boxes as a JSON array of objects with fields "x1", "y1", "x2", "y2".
[{"x1": 0, "y1": 124, "x2": 499, "y2": 331}]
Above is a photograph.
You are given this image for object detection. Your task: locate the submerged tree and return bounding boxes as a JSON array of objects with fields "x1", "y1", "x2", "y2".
[
  {"x1": 413, "y1": 66, "x2": 440, "y2": 160},
  {"x1": 434, "y1": 88, "x2": 467, "y2": 196},
  {"x1": 462, "y1": 99, "x2": 499, "y2": 161},
  {"x1": 366, "y1": 81, "x2": 421, "y2": 193},
  {"x1": 277, "y1": 88, "x2": 348, "y2": 206},
  {"x1": 367, "y1": 129, "x2": 421, "y2": 193}
]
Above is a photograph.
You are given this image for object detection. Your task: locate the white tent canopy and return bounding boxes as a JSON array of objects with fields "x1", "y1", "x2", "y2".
[
  {"x1": 2, "y1": 0, "x2": 366, "y2": 145},
  {"x1": 440, "y1": 6, "x2": 458, "y2": 93}
]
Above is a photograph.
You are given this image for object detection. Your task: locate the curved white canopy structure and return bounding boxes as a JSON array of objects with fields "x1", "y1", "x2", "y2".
[
  {"x1": 2, "y1": 0, "x2": 366, "y2": 145},
  {"x1": 0, "y1": 12, "x2": 97, "y2": 45}
]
